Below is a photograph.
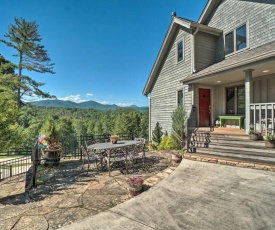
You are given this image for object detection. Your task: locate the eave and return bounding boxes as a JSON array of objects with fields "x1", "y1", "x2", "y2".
[{"x1": 142, "y1": 16, "x2": 222, "y2": 96}]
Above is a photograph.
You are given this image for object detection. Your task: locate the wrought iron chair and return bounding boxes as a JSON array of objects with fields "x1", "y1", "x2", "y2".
[
  {"x1": 128, "y1": 138, "x2": 146, "y2": 165},
  {"x1": 81, "y1": 145, "x2": 106, "y2": 171}
]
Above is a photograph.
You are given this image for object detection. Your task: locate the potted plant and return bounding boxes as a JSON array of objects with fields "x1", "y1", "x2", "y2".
[
  {"x1": 40, "y1": 117, "x2": 62, "y2": 166},
  {"x1": 126, "y1": 175, "x2": 144, "y2": 197},
  {"x1": 264, "y1": 134, "x2": 275, "y2": 148},
  {"x1": 249, "y1": 130, "x2": 260, "y2": 141},
  {"x1": 110, "y1": 134, "x2": 119, "y2": 144}
]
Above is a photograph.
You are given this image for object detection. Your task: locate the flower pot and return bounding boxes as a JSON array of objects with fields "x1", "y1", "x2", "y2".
[
  {"x1": 249, "y1": 133, "x2": 259, "y2": 141},
  {"x1": 171, "y1": 154, "x2": 182, "y2": 163},
  {"x1": 128, "y1": 185, "x2": 142, "y2": 197},
  {"x1": 265, "y1": 140, "x2": 275, "y2": 148},
  {"x1": 42, "y1": 149, "x2": 62, "y2": 166}
]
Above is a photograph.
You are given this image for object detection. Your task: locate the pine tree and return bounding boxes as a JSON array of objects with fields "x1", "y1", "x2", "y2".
[
  {"x1": 171, "y1": 105, "x2": 187, "y2": 149},
  {"x1": 1, "y1": 17, "x2": 55, "y2": 108},
  {"x1": 152, "y1": 122, "x2": 163, "y2": 147}
]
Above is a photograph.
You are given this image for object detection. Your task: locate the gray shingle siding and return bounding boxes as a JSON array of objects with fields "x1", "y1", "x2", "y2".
[
  {"x1": 150, "y1": 27, "x2": 192, "y2": 135},
  {"x1": 195, "y1": 31, "x2": 218, "y2": 71},
  {"x1": 206, "y1": 0, "x2": 275, "y2": 61}
]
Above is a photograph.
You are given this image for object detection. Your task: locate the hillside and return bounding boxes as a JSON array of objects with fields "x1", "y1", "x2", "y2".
[{"x1": 29, "y1": 100, "x2": 148, "y2": 112}]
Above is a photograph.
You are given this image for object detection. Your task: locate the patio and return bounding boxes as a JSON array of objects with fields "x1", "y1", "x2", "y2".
[{"x1": 0, "y1": 150, "x2": 178, "y2": 230}]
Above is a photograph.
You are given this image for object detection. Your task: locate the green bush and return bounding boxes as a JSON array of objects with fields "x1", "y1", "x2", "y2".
[
  {"x1": 158, "y1": 135, "x2": 168, "y2": 150},
  {"x1": 158, "y1": 135, "x2": 177, "y2": 150}
]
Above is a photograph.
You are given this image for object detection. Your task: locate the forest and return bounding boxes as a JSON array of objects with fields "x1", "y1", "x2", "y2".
[{"x1": 1, "y1": 105, "x2": 149, "y2": 151}]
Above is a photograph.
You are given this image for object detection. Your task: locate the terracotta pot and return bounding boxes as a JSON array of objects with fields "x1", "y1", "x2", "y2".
[{"x1": 265, "y1": 140, "x2": 275, "y2": 148}]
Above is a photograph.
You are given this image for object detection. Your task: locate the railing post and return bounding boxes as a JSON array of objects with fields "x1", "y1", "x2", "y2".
[{"x1": 9, "y1": 165, "x2": 12, "y2": 178}]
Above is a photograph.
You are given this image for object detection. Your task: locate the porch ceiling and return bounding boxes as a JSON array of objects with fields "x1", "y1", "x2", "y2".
[{"x1": 195, "y1": 58, "x2": 275, "y2": 85}]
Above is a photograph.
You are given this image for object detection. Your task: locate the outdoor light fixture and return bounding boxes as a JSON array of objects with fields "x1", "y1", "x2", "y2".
[
  {"x1": 217, "y1": 81, "x2": 221, "y2": 83},
  {"x1": 262, "y1": 70, "x2": 270, "y2": 73}
]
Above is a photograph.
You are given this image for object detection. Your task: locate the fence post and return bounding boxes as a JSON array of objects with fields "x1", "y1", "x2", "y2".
[{"x1": 9, "y1": 165, "x2": 12, "y2": 178}]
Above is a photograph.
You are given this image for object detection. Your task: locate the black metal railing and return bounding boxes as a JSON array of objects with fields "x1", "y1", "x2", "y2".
[
  {"x1": 0, "y1": 132, "x2": 137, "y2": 187},
  {"x1": 0, "y1": 156, "x2": 32, "y2": 182},
  {"x1": 186, "y1": 105, "x2": 198, "y2": 152}
]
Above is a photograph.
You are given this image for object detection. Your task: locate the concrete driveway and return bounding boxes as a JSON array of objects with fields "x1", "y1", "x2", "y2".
[{"x1": 60, "y1": 159, "x2": 275, "y2": 230}]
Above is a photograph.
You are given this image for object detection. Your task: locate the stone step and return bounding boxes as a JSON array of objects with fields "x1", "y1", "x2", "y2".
[{"x1": 209, "y1": 132, "x2": 249, "y2": 140}]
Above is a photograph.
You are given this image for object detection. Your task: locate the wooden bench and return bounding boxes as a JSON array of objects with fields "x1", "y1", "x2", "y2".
[{"x1": 219, "y1": 116, "x2": 245, "y2": 129}]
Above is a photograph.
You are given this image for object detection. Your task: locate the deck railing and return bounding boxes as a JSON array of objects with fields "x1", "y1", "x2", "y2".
[
  {"x1": 186, "y1": 105, "x2": 198, "y2": 152},
  {"x1": 250, "y1": 103, "x2": 275, "y2": 135}
]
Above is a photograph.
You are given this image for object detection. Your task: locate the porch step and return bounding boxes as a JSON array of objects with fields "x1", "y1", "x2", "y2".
[
  {"x1": 195, "y1": 147, "x2": 275, "y2": 163},
  {"x1": 188, "y1": 128, "x2": 275, "y2": 171},
  {"x1": 184, "y1": 152, "x2": 275, "y2": 171}
]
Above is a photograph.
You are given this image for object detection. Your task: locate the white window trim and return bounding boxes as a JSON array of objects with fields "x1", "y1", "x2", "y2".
[{"x1": 224, "y1": 21, "x2": 249, "y2": 57}]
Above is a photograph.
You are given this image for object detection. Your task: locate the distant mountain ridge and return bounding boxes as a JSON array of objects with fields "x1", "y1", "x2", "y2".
[{"x1": 29, "y1": 100, "x2": 148, "y2": 112}]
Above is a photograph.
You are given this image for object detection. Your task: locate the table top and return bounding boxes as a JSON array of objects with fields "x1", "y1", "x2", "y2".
[{"x1": 88, "y1": 140, "x2": 139, "y2": 150}]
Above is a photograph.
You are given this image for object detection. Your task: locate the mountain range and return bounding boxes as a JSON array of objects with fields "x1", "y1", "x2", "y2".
[{"x1": 29, "y1": 100, "x2": 148, "y2": 112}]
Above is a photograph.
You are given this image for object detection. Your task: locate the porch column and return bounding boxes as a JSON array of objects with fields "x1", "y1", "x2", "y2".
[{"x1": 244, "y1": 69, "x2": 253, "y2": 134}]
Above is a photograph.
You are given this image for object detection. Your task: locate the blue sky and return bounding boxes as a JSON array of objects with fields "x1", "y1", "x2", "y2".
[{"x1": 0, "y1": 0, "x2": 207, "y2": 107}]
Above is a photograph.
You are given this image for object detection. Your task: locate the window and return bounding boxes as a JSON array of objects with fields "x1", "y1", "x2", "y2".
[
  {"x1": 177, "y1": 90, "x2": 184, "y2": 106},
  {"x1": 226, "y1": 86, "x2": 245, "y2": 115},
  {"x1": 225, "y1": 32, "x2": 234, "y2": 55},
  {"x1": 236, "y1": 24, "x2": 247, "y2": 51},
  {"x1": 177, "y1": 41, "x2": 184, "y2": 62},
  {"x1": 225, "y1": 23, "x2": 247, "y2": 55}
]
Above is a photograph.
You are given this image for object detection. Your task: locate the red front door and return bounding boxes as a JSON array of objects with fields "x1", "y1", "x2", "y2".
[{"x1": 199, "y1": 88, "x2": 210, "y2": 127}]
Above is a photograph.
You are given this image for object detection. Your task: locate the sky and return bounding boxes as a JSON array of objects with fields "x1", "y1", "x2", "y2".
[{"x1": 0, "y1": 0, "x2": 207, "y2": 107}]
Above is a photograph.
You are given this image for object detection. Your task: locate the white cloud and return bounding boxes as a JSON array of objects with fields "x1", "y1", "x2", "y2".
[
  {"x1": 58, "y1": 94, "x2": 86, "y2": 103},
  {"x1": 86, "y1": 93, "x2": 93, "y2": 97}
]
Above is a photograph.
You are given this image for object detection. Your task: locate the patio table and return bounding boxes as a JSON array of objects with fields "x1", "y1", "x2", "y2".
[{"x1": 88, "y1": 140, "x2": 140, "y2": 176}]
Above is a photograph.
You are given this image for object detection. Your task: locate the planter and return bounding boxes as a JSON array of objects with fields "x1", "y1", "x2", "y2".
[
  {"x1": 249, "y1": 133, "x2": 260, "y2": 141},
  {"x1": 171, "y1": 154, "x2": 182, "y2": 163},
  {"x1": 42, "y1": 149, "x2": 62, "y2": 166},
  {"x1": 128, "y1": 185, "x2": 143, "y2": 197},
  {"x1": 111, "y1": 138, "x2": 118, "y2": 144},
  {"x1": 265, "y1": 140, "x2": 275, "y2": 148}
]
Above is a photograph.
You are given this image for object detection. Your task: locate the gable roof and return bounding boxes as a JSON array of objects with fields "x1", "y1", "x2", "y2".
[
  {"x1": 198, "y1": 0, "x2": 222, "y2": 24},
  {"x1": 142, "y1": 16, "x2": 222, "y2": 96},
  {"x1": 180, "y1": 40, "x2": 275, "y2": 84}
]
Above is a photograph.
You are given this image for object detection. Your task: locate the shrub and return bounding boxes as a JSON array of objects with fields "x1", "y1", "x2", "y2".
[
  {"x1": 158, "y1": 135, "x2": 168, "y2": 150},
  {"x1": 152, "y1": 122, "x2": 163, "y2": 148},
  {"x1": 171, "y1": 105, "x2": 187, "y2": 149},
  {"x1": 158, "y1": 135, "x2": 177, "y2": 150}
]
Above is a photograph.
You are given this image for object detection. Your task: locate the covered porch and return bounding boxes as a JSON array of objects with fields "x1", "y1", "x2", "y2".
[{"x1": 181, "y1": 41, "x2": 275, "y2": 135}]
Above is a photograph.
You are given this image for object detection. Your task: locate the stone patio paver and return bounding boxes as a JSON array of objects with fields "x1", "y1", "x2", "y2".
[{"x1": 0, "y1": 151, "x2": 178, "y2": 230}]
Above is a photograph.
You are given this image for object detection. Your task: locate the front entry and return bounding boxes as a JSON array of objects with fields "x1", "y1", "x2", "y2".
[{"x1": 199, "y1": 88, "x2": 211, "y2": 127}]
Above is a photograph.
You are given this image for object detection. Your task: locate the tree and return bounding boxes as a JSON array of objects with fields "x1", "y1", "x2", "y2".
[
  {"x1": 0, "y1": 55, "x2": 20, "y2": 149},
  {"x1": 152, "y1": 122, "x2": 163, "y2": 148},
  {"x1": 171, "y1": 105, "x2": 187, "y2": 149},
  {"x1": 1, "y1": 17, "x2": 55, "y2": 108}
]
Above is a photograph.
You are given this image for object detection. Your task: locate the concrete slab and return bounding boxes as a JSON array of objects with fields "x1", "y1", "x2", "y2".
[{"x1": 60, "y1": 159, "x2": 275, "y2": 230}]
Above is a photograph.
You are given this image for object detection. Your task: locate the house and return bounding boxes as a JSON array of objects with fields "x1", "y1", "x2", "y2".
[{"x1": 143, "y1": 0, "x2": 275, "y2": 141}]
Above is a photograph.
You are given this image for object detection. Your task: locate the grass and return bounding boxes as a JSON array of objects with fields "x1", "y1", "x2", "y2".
[
  {"x1": 0, "y1": 155, "x2": 30, "y2": 159},
  {"x1": 0, "y1": 163, "x2": 32, "y2": 168}
]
